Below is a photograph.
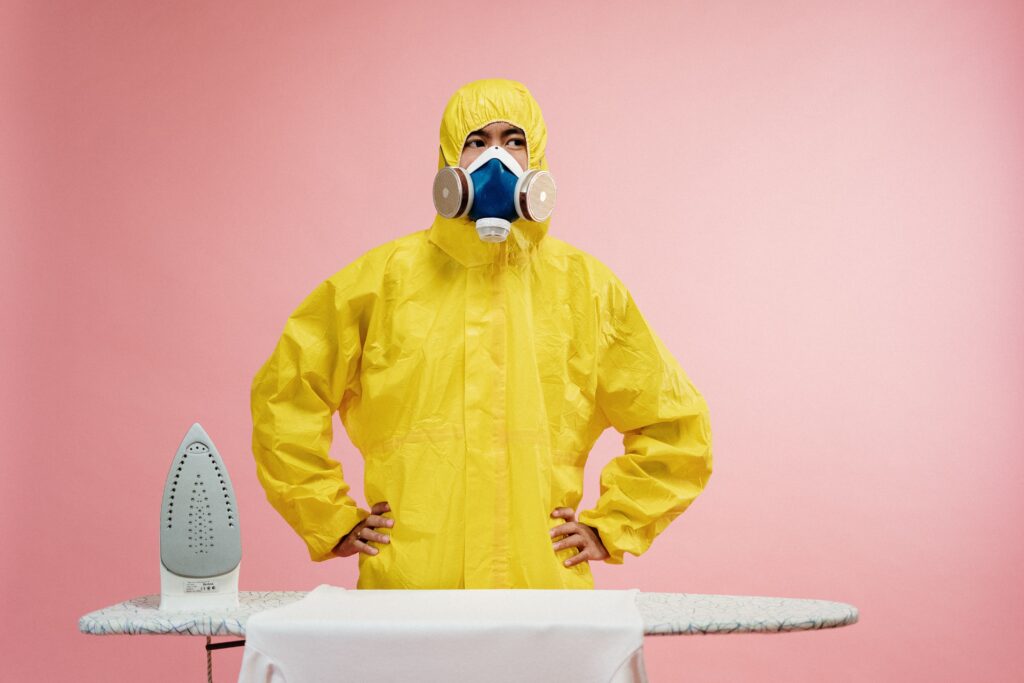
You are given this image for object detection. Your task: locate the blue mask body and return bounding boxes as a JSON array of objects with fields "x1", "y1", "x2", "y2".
[{"x1": 467, "y1": 157, "x2": 521, "y2": 223}]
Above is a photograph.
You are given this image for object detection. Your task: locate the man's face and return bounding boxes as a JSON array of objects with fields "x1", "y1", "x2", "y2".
[{"x1": 458, "y1": 121, "x2": 529, "y2": 171}]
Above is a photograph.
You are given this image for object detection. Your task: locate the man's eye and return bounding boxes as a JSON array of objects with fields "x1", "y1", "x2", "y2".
[
  {"x1": 507, "y1": 138, "x2": 526, "y2": 147},
  {"x1": 464, "y1": 139, "x2": 484, "y2": 148}
]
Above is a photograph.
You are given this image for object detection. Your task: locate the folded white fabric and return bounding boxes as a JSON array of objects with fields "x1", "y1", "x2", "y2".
[{"x1": 238, "y1": 585, "x2": 646, "y2": 683}]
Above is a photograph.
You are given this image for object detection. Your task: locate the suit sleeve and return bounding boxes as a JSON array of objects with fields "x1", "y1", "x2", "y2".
[
  {"x1": 578, "y1": 283, "x2": 713, "y2": 564},
  {"x1": 250, "y1": 269, "x2": 373, "y2": 562}
]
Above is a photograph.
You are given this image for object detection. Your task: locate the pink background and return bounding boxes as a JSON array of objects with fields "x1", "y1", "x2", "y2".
[{"x1": 3, "y1": 1, "x2": 1022, "y2": 680}]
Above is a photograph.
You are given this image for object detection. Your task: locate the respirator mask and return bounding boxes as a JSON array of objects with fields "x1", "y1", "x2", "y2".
[{"x1": 432, "y1": 145, "x2": 557, "y2": 243}]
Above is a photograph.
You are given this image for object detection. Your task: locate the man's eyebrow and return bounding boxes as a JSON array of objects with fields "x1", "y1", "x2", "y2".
[{"x1": 466, "y1": 126, "x2": 526, "y2": 137}]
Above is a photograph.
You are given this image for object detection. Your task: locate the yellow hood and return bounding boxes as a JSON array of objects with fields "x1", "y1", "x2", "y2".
[{"x1": 428, "y1": 78, "x2": 552, "y2": 268}]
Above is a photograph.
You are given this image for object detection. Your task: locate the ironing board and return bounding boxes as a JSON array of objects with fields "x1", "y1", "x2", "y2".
[{"x1": 80, "y1": 590, "x2": 858, "y2": 682}]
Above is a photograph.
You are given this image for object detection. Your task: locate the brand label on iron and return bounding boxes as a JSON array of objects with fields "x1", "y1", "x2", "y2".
[{"x1": 184, "y1": 580, "x2": 218, "y2": 594}]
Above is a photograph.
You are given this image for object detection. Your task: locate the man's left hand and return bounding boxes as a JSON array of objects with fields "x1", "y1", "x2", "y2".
[{"x1": 550, "y1": 508, "x2": 610, "y2": 567}]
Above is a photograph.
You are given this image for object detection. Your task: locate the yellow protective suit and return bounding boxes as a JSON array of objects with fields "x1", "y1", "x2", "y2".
[{"x1": 251, "y1": 78, "x2": 712, "y2": 589}]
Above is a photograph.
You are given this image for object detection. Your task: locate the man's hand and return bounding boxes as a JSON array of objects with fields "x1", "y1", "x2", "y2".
[
  {"x1": 332, "y1": 501, "x2": 393, "y2": 557},
  {"x1": 550, "y1": 507, "x2": 610, "y2": 567}
]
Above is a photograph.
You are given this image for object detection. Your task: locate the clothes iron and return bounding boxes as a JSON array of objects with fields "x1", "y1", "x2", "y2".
[{"x1": 159, "y1": 422, "x2": 241, "y2": 611}]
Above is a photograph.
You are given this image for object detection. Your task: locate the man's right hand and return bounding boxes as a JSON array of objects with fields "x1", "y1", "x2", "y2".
[{"x1": 332, "y1": 501, "x2": 393, "y2": 557}]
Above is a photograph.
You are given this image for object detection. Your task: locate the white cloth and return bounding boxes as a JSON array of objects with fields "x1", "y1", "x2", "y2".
[{"x1": 238, "y1": 585, "x2": 647, "y2": 683}]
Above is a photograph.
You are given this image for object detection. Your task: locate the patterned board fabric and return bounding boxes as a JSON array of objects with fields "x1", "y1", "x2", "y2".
[
  {"x1": 79, "y1": 591, "x2": 858, "y2": 637},
  {"x1": 636, "y1": 593, "x2": 859, "y2": 635},
  {"x1": 78, "y1": 592, "x2": 306, "y2": 637}
]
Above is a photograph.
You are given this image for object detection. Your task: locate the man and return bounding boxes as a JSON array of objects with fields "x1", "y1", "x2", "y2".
[{"x1": 250, "y1": 78, "x2": 712, "y2": 589}]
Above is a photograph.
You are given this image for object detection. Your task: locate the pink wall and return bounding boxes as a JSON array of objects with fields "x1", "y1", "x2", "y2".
[{"x1": 3, "y1": 1, "x2": 1022, "y2": 680}]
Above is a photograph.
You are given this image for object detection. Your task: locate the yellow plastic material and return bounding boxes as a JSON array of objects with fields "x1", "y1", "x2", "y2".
[{"x1": 251, "y1": 78, "x2": 712, "y2": 589}]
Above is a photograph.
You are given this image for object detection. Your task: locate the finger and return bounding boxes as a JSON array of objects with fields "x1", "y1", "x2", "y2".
[
  {"x1": 552, "y1": 533, "x2": 585, "y2": 552},
  {"x1": 550, "y1": 507, "x2": 576, "y2": 521},
  {"x1": 371, "y1": 501, "x2": 391, "y2": 515},
  {"x1": 365, "y1": 514, "x2": 395, "y2": 529},
  {"x1": 359, "y1": 528, "x2": 391, "y2": 544},
  {"x1": 341, "y1": 523, "x2": 366, "y2": 545},
  {"x1": 549, "y1": 522, "x2": 579, "y2": 538},
  {"x1": 563, "y1": 548, "x2": 591, "y2": 568},
  {"x1": 333, "y1": 544, "x2": 356, "y2": 558},
  {"x1": 354, "y1": 539, "x2": 379, "y2": 556}
]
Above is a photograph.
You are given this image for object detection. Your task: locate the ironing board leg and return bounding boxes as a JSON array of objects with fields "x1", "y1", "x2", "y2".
[{"x1": 202, "y1": 637, "x2": 247, "y2": 683}]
